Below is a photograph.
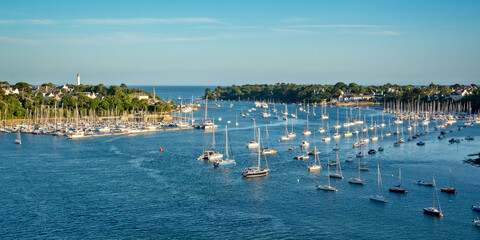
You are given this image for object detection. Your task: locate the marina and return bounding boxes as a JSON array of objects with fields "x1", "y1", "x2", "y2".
[
  {"x1": 2, "y1": 94, "x2": 480, "y2": 238},
  {"x1": 3, "y1": 0, "x2": 480, "y2": 237}
]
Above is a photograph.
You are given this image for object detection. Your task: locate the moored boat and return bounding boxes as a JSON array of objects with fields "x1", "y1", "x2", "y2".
[
  {"x1": 424, "y1": 207, "x2": 443, "y2": 217},
  {"x1": 307, "y1": 146, "x2": 322, "y2": 171},
  {"x1": 214, "y1": 126, "x2": 236, "y2": 167},
  {"x1": 389, "y1": 168, "x2": 407, "y2": 193},
  {"x1": 417, "y1": 180, "x2": 434, "y2": 186},
  {"x1": 474, "y1": 218, "x2": 480, "y2": 227},
  {"x1": 423, "y1": 176, "x2": 443, "y2": 217},
  {"x1": 370, "y1": 164, "x2": 387, "y2": 203},
  {"x1": 316, "y1": 158, "x2": 337, "y2": 191},
  {"x1": 472, "y1": 205, "x2": 480, "y2": 212},
  {"x1": 440, "y1": 168, "x2": 456, "y2": 194},
  {"x1": 243, "y1": 128, "x2": 270, "y2": 178}
]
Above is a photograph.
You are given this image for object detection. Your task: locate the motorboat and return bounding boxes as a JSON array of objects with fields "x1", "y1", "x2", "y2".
[{"x1": 300, "y1": 140, "x2": 310, "y2": 148}]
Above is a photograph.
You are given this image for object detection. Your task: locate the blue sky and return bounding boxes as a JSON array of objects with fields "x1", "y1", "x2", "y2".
[{"x1": 0, "y1": 0, "x2": 479, "y2": 86}]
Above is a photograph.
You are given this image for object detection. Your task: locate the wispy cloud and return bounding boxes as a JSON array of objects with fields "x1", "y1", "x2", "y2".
[
  {"x1": 73, "y1": 18, "x2": 221, "y2": 25},
  {"x1": 0, "y1": 18, "x2": 221, "y2": 25},
  {"x1": 359, "y1": 30, "x2": 401, "y2": 36},
  {"x1": 288, "y1": 24, "x2": 379, "y2": 28},
  {"x1": 163, "y1": 35, "x2": 231, "y2": 42},
  {"x1": 53, "y1": 33, "x2": 160, "y2": 46},
  {"x1": 280, "y1": 17, "x2": 312, "y2": 23},
  {"x1": 271, "y1": 28, "x2": 318, "y2": 35},
  {"x1": 51, "y1": 33, "x2": 229, "y2": 45},
  {"x1": 197, "y1": 25, "x2": 259, "y2": 29},
  {"x1": 0, "y1": 19, "x2": 56, "y2": 24},
  {"x1": 0, "y1": 36, "x2": 36, "y2": 44},
  {"x1": 284, "y1": 24, "x2": 401, "y2": 36},
  {"x1": 163, "y1": 36, "x2": 217, "y2": 42}
]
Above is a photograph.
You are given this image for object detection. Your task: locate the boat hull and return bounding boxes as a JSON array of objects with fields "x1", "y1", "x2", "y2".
[
  {"x1": 307, "y1": 165, "x2": 322, "y2": 171},
  {"x1": 472, "y1": 206, "x2": 480, "y2": 212},
  {"x1": 349, "y1": 178, "x2": 365, "y2": 185},
  {"x1": 242, "y1": 169, "x2": 270, "y2": 178},
  {"x1": 315, "y1": 185, "x2": 337, "y2": 191},
  {"x1": 214, "y1": 160, "x2": 236, "y2": 167},
  {"x1": 329, "y1": 173, "x2": 343, "y2": 179},
  {"x1": 440, "y1": 188, "x2": 456, "y2": 193},
  {"x1": 417, "y1": 181, "x2": 434, "y2": 186},
  {"x1": 370, "y1": 195, "x2": 387, "y2": 203},
  {"x1": 424, "y1": 207, "x2": 443, "y2": 217},
  {"x1": 389, "y1": 187, "x2": 407, "y2": 193}
]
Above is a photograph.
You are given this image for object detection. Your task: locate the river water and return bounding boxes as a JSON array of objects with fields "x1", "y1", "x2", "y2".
[{"x1": 1, "y1": 87, "x2": 479, "y2": 239}]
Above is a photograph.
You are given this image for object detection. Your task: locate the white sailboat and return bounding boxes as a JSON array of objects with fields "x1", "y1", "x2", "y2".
[
  {"x1": 308, "y1": 131, "x2": 321, "y2": 156},
  {"x1": 303, "y1": 114, "x2": 312, "y2": 136},
  {"x1": 343, "y1": 108, "x2": 353, "y2": 137},
  {"x1": 423, "y1": 176, "x2": 443, "y2": 217},
  {"x1": 247, "y1": 119, "x2": 260, "y2": 148},
  {"x1": 316, "y1": 158, "x2": 337, "y2": 191},
  {"x1": 261, "y1": 126, "x2": 277, "y2": 155},
  {"x1": 307, "y1": 133, "x2": 322, "y2": 171},
  {"x1": 322, "y1": 122, "x2": 332, "y2": 142},
  {"x1": 243, "y1": 128, "x2": 270, "y2": 178},
  {"x1": 281, "y1": 118, "x2": 290, "y2": 140},
  {"x1": 333, "y1": 109, "x2": 341, "y2": 139},
  {"x1": 370, "y1": 164, "x2": 387, "y2": 203},
  {"x1": 197, "y1": 127, "x2": 223, "y2": 161},
  {"x1": 371, "y1": 121, "x2": 379, "y2": 141},
  {"x1": 329, "y1": 152, "x2": 343, "y2": 179},
  {"x1": 321, "y1": 104, "x2": 329, "y2": 119},
  {"x1": 288, "y1": 117, "x2": 296, "y2": 138},
  {"x1": 198, "y1": 97, "x2": 217, "y2": 129},
  {"x1": 214, "y1": 126, "x2": 236, "y2": 167},
  {"x1": 349, "y1": 156, "x2": 365, "y2": 185},
  {"x1": 14, "y1": 129, "x2": 21, "y2": 144}
]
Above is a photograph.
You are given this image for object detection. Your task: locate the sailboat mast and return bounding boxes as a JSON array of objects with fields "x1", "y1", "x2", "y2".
[
  {"x1": 212, "y1": 125, "x2": 216, "y2": 150},
  {"x1": 253, "y1": 119, "x2": 256, "y2": 140},
  {"x1": 377, "y1": 164, "x2": 381, "y2": 194},
  {"x1": 433, "y1": 176, "x2": 436, "y2": 208},
  {"x1": 205, "y1": 97, "x2": 208, "y2": 121},
  {"x1": 225, "y1": 125, "x2": 229, "y2": 158},
  {"x1": 399, "y1": 168, "x2": 402, "y2": 185},
  {"x1": 327, "y1": 159, "x2": 331, "y2": 186},
  {"x1": 257, "y1": 128, "x2": 261, "y2": 167}
]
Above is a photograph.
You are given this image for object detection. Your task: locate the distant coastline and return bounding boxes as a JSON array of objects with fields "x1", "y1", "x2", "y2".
[{"x1": 207, "y1": 83, "x2": 480, "y2": 112}]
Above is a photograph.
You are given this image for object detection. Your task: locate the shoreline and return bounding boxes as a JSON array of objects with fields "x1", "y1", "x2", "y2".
[
  {"x1": 67, "y1": 127, "x2": 194, "y2": 139},
  {"x1": 335, "y1": 102, "x2": 381, "y2": 106}
]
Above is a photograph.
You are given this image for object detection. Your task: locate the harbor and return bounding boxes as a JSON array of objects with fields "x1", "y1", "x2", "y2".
[
  {"x1": 2, "y1": 97, "x2": 480, "y2": 239},
  {"x1": 2, "y1": 0, "x2": 480, "y2": 238}
]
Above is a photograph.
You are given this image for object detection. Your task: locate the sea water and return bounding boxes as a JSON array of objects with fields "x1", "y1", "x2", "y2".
[{"x1": 1, "y1": 87, "x2": 479, "y2": 239}]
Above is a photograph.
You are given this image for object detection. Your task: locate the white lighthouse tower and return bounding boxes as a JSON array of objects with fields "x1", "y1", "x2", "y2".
[{"x1": 77, "y1": 73, "x2": 80, "y2": 85}]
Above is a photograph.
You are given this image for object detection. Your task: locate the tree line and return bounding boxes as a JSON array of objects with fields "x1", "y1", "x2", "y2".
[{"x1": 0, "y1": 82, "x2": 173, "y2": 119}]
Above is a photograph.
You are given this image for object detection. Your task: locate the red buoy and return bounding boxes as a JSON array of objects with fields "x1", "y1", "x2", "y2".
[{"x1": 159, "y1": 147, "x2": 163, "y2": 152}]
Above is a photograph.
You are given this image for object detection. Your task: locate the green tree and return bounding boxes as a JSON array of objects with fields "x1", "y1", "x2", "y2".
[
  {"x1": 440, "y1": 86, "x2": 451, "y2": 96},
  {"x1": 61, "y1": 95, "x2": 77, "y2": 108},
  {"x1": 14, "y1": 82, "x2": 32, "y2": 94}
]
